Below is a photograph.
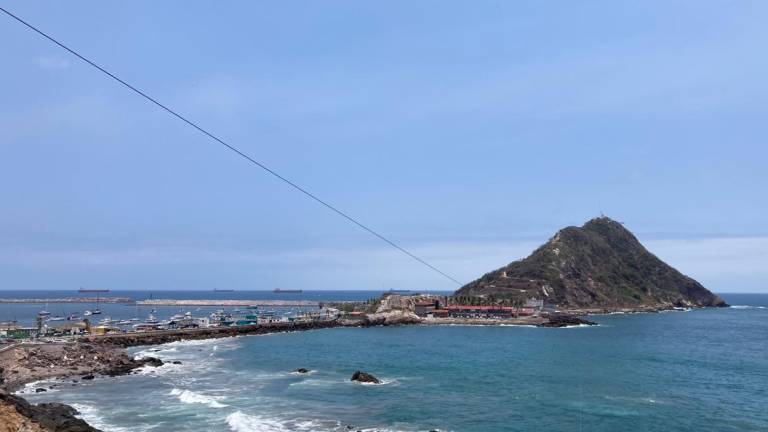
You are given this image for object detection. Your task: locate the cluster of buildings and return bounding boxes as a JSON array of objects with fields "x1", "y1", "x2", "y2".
[
  {"x1": 412, "y1": 297, "x2": 548, "y2": 319},
  {"x1": 1, "y1": 306, "x2": 342, "y2": 342}
]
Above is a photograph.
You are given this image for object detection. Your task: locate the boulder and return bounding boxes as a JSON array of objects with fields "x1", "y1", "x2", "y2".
[
  {"x1": 365, "y1": 310, "x2": 422, "y2": 326},
  {"x1": 81, "y1": 375, "x2": 95, "y2": 380},
  {"x1": 351, "y1": 371, "x2": 380, "y2": 384},
  {"x1": 35, "y1": 388, "x2": 47, "y2": 393},
  {"x1": 0, "y1": 392, "x2": 99, "y2": 431},
  {"x1": 138, "y1": 357, "x2": 164, "y2": 367},
  {"x1": 294, "y1": 368, "x2": 310, "y2": 374}
]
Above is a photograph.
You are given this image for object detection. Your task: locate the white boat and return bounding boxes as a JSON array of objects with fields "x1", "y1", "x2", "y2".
[
  {"x1": 98, "y1": 317, "x2": 112, "y2": 325},
  {"x1": 38, "y1": 303, "x2": 51, "y2": 317},
  {"x1": 83, "y1": 310, "x2": 93, "y2": 316},
  {"x1": 145, "y1": 314, "x2": 159, "y2": 324},
  {"x1": 47, "y1": 316, "x2": 66, "y2": 322}
]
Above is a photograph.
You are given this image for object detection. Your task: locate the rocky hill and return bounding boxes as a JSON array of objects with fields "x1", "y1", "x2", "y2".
[{"x1": 455, "y1": 217, "x2": 726, "y2": 309}]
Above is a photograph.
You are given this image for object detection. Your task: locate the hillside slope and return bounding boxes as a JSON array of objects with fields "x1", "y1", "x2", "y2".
[{"x1": 455, "y1": 217, "x2": 726, "y2": 309}]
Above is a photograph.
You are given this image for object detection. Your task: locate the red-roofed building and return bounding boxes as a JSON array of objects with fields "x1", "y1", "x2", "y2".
[{"x1": 442, "y1": 305, "x2": 536, "y2": 318}]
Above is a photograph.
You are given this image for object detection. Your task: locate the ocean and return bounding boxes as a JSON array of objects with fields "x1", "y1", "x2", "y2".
[{"x1": 17, "y1": 293, "x2": 768, "y2": 432}]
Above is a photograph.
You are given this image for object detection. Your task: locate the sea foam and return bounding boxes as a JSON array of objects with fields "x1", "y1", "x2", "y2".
[
  {"x1": 69, "y1": 404, "x2": 139, "y2": 432},
  {"x1": 169, "y1": 388, "x2": 227, "y2": 408}
]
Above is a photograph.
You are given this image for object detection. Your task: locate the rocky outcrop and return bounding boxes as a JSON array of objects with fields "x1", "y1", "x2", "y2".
[
  {"x1": 456, "y1": 217, "x2": 727, "y2": 310},
  {"x1": 350, "y1": 371, "x2": 380, "y2": 384},
  {"x1": 0, "y1": 391, "x2": 98, "y2": 432},
  {"x1": 0, "y1": 344, "x2": 163, "y2": 392},
  {"x1": 537, "y1": 315, "x2": 596, "y2": 328},
  {"x1": 364, "y1": 310, "x2": 422, "y2": 326},
  {"x1": 294, "y1": 368, "x2": 310, "y2": 374}
]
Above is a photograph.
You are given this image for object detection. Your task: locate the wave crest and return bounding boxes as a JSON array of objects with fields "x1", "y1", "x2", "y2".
[{"x1": 169, "y1": 388, "x2": 227, "y2": 408}]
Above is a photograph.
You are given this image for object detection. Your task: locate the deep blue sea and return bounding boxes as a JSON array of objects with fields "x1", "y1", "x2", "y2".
[{"x1": 18, "y1": 293, "x2": 768, "y2": 432}]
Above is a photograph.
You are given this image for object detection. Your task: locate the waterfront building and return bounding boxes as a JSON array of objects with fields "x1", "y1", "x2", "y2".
[
  {"x1": 414, "y1": 301, "x2": 439, "y2": 317},
  {"x1": 524, "y1": 299, "x2": 544, "y2": 310},
  {"x1": 443, "y1": 305, "x2": 536, "y2": 318}
]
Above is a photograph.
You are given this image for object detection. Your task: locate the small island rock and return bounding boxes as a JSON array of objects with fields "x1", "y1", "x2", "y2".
[{"x1": 351, "y1": 370, "x2": 380, "y2": 384}]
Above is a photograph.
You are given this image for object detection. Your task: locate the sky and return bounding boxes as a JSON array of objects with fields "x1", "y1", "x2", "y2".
[{"x1": 1, "y1": 1, "x2": 766, "y2": 293}]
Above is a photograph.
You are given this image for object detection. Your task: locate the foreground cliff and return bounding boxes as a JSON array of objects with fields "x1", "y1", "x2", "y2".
[
  {"x1": 456, "y1": 217, "x2": 727, "y2": 309},
  {"x1": 0, "y1": 392, "x2": 97, "y2": 432}
]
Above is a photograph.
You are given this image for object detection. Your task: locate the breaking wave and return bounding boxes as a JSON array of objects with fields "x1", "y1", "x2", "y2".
[
  {"x1": 169, "y1": 388, "x2": 227, "y2": 408},
  {"x1": 225, "y1": 412, "x2": 417, "y2": 432},
  {"x1": 69, "y1": 403, "x2": 139, "y2": 432}
]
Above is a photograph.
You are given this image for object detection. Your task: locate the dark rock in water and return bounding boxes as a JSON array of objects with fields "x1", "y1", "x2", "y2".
[
  {"x1": 172, "y1": 361, "x2": 182, "y2": 365},
  {"x1": 294, "y1": 368, "x2": 310, "y2": 374},
  {"x1": 0, "y1": 392, "x2": 99, "y2": 431},
  {"x1": 351, "y1": 370, "x2": 380, "y2": 384},
  {"x1": 539, "y1": 315, "x2": 596, "y2": 328},
  {"x1": 105, "y1": 356, "x2": 164, "y2": 377},
  {"x1": 35, "y1": 388, "x2": 47, "y2": 393},
  {"x1": 81, "y1": 374, "x2": 95, "y2": 380},
  {"x1": 139, "y1": 357, "x2": 164, "y2": 367},
  {"x1": 456, "y1": 217, "x2": 727, "y2": 309}
]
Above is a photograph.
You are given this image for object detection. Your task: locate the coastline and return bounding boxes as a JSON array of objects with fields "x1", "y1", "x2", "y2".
[
  {"x1": 0, "y1": 308, "x2": 657, "y2": 431},
  {"x1": 0, "y1": 313, "x2": 596, "y2": 391}
]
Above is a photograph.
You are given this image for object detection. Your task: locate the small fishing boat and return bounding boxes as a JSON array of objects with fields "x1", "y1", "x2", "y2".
[
  {"x1": 38, "y1": 303, "x2": 51, "y2": 317},
  {"x1": 83, "y1": 310, "x2": 93, "y2": 316}
]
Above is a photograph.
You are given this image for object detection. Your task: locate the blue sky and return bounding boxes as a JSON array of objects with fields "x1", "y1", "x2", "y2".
[{"x1": 1, "y1": 1, "x2": 766, "y2": 292}]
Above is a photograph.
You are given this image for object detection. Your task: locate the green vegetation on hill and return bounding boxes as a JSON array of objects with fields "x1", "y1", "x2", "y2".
[{"x1": 455, "y1": 217, "x2": 726, "y2": 309}]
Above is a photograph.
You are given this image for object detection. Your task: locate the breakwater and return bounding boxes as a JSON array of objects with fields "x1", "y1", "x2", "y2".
[
  {"x1": 81, "y1": 320, "x2": 346, "y2": 347},
  {"x1": 0, "y1": 297, "x2": 133, "y2": 304},
  {"x1": 136, "y1": 299, "x2": 320, "y2": 307}
]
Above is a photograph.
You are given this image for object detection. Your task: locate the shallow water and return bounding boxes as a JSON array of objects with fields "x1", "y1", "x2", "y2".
[{"x1": 21, "y1": 294, "x2": 768, "y2": 431}]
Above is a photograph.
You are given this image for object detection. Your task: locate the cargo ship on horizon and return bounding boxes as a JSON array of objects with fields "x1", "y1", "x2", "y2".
[{"x1": 273, "y1": 288, "x2": 303, "y2": 294}]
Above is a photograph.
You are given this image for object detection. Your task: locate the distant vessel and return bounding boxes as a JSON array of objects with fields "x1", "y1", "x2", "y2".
[
  {"x1": 274, "y1": 288, "x2": 302, "y2": 293},
  {"x1": 387, "y1": 289, "x2": 412, "y2": 294},
  {"x1": 214, "y1": 289, "x2": 235, "y2": 292}
]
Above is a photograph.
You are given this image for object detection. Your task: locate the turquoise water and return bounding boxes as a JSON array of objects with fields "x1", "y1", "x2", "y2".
[{"x1": 20, "y1": 294, "x2": 768, "y2": 431}]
